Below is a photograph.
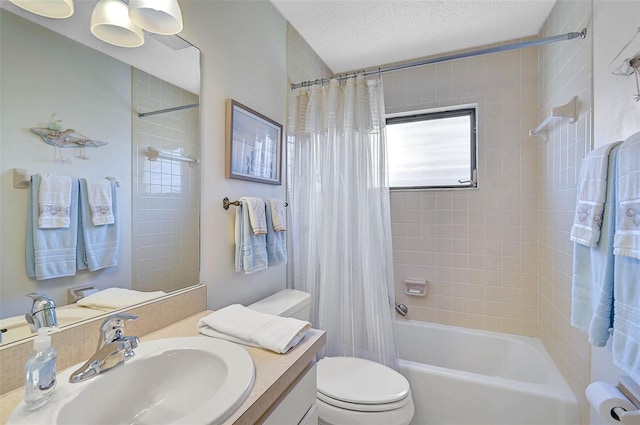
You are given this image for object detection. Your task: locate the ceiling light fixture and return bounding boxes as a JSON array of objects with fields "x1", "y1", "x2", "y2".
[
  {"x1": 10, "y1": 0, "x2": 184, "y2": 48},
  {"x1": 91, "y1": 0, "x2": 144, "y2": 48},
  {"x1": 91, "y1": 0, "x2": 183, "y2": 47},
  {"x1": 9, "y1": 0, "x2": 74, "y2": 19},
  {"x1": 128, "y1": 0, "x2": 183, "y2": 35}
]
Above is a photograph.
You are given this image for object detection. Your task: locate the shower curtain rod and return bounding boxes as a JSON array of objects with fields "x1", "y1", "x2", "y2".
[
  {"x1": 137, "y1": 103, "x2": 199, "y2": 118},
  {"x1": 290, "y1": 28, "x2": 587, "y2": 90}
]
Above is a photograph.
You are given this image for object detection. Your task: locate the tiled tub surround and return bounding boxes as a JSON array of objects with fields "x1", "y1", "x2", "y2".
[
  {"x1": 0, "y1": 284, "x2": 326, "y2": 425},
  {"x1": 537, "y1": 1, "x2": 593, "y2": 420},
  {"x1": 386, "y1": 41, "x2": 540, "y2": 337},
  {"x1": 131, "y1": 69, "x2": 201, "y2": 294}
]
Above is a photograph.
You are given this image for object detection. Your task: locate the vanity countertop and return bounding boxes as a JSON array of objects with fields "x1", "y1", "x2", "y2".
[{"x1": 0, "y1": 310, "x2": 326, "y2": 425}]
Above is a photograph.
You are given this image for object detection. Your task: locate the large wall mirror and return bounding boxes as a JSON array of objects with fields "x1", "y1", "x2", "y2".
[{"x1": 0, "y1": 1, "x2": 201, "y2": 346}]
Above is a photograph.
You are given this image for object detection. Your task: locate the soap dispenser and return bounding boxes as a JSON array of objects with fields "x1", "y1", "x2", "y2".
[{"x1": 24, "y1": 328, "x2": 57, "y2": 411}]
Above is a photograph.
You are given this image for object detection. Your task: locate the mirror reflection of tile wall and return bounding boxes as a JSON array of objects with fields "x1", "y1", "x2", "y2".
[{"x1": 131, "y1": 69, "x2": 200, "y2": 293}]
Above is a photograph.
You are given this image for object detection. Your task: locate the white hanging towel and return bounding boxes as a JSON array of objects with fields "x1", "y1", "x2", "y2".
[
  {"x1": 240, "y1": 197, "x2": 267, "y2": 235},
  {"x1": 86, "y1": 179, "x2": 114, "y2": 226},
  {"x1": 38, "y1": 174, "x2": 72, "y2": 229},
  {"x1": 267, "y1": 198, "x2": 287, "y2": 231},
  {"x1": 570, "y1": 142, "x2": 622, "y2": 246}
]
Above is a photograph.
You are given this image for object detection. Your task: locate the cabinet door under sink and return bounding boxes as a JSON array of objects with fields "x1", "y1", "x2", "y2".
[{"x1": 264, "y1": 363, "x2": 317, "y2": 425}]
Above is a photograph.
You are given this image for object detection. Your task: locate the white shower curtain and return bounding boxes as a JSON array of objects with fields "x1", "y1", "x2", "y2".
[{"x1": 288, "y1": 75, "x2": 398, "y2": 368}]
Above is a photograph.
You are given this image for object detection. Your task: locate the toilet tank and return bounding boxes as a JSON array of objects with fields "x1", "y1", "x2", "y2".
[{"x1": 248, "y1": 289, "x2": 311, "y2": 321}]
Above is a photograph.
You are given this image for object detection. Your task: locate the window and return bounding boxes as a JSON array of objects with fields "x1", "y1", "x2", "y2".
[{"x1": 386, "y1": 107, "x2": 477, "y2": 189}]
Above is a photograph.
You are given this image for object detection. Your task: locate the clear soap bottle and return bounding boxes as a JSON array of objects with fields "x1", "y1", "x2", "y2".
[{"x1": 24, "y1": 327, "x2": 57, "y2": 411}]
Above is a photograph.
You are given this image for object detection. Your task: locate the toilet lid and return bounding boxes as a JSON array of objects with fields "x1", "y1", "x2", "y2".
[{"x1": 317, "y1": 357, "x2": 410, "y2": 405}]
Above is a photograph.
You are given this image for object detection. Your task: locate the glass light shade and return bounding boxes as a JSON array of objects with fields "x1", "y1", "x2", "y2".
[
  {"x1": 91, "y1": 0, "x2": 144, "y2": 48},
  {"x1": 128, "y1": 0, "x2": 183, "y2": 35},
  {"x1": 9, "y1": 0, "x2": 74, "y2": 19}
]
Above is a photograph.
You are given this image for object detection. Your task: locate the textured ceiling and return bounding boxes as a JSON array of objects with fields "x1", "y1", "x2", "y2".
[{"x1": 271, "y1": 0, "x2": 557, "y2": 74}]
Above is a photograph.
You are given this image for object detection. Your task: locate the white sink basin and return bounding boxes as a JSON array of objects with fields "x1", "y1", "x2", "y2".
[{"x1": 8, "y1": 337, "x2": 256, "y2": 425}]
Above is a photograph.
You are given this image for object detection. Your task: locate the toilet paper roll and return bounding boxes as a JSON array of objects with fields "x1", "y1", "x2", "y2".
[{"x1": 586, "y1": 382, "x2": 637, "y2": 425}]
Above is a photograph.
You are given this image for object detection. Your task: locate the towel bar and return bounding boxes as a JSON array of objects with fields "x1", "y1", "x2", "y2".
[
  {"x1": 223, "y1": 197, "x2": 288, "y2": 210},
  {"x1": 144, "y1": 147, "x2": 199, "y2": 167},
  {"x1": 529, "y1": 96, "x2": 577, "y2": 141},
  {"x1": 12, "y1": 169, "x2": 120, "y2": 188}
]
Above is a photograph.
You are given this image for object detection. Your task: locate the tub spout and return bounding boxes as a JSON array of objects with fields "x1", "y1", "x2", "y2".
[{"x1": 395, "y1": 303, "x2": 408, "y2": 317}]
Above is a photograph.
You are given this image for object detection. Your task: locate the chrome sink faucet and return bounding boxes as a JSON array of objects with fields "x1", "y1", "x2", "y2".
[
  {"x1": 69, "y1": 313, "x2": 139, "y2": 383},
  {"x1": 25, "y1": 292, "x2": 58, "y2": 333}
]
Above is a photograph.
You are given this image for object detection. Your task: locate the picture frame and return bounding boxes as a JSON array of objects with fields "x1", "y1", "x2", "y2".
[{"x1": 225, "y1": 99, "x2": 283, "y2": 185}]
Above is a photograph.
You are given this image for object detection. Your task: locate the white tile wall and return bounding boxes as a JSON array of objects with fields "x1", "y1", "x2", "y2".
[
  {"x1": 385, "y1": 43, "x2": 540, "y2": 336},
  {"x1": 538, "y1": 1, "x2": 593, "y2": 421},
  {"x1": 131, "y1": 69, "x2": 200, "y2": 293}
]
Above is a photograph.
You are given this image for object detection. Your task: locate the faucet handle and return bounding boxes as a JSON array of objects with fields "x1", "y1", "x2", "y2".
[
  {"x1": 26, "y1": 292, "x2": 56, "y2": 312},
  {"x1": 25, "y1": 292, "x2": 57, "y2": 333},
  {"x1": 98, "y1": 313, "x2": 138, "y2": 349}
]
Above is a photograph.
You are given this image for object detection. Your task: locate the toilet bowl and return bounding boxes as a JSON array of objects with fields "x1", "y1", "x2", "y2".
[
  {"x1": 249, "y1": 289, "x2": 414, "y2": 425},
  {"x1": 316, "y1": 356, "x2": 414, "y2": 425}
]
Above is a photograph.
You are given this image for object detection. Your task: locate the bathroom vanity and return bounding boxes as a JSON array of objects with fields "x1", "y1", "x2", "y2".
[{"x1": 0, "y1": 286, "x2": 326, "y2": 425}]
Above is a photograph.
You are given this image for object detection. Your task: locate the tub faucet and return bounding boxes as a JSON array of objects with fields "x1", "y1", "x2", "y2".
[
  {"x1": 69, "y1": 313, "x2": 139, "y2": 383},
  {"x1": 25, "y1": 292, "x2": 57, "y2": 333},
  {"x1": 395, "y1": 303, "x2": 408, "y2": 317}
]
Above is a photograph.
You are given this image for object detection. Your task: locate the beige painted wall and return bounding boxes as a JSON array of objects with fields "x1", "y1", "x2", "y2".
[
  {"x1": 593, "y1": 0, "x2": 640, "y2": 144},
  {"x1": 179, "y1": 1, "x2": 289, "y2": 309}
]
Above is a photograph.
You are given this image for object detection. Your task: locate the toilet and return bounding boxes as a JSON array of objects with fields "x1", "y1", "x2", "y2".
[{"x1": 249, "y1": 289, "x2": 415, "y2": 425}]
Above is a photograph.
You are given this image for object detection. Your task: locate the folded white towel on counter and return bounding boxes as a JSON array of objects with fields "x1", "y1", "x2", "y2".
[
  {"x1": 197, "y1": 304, "x2": 311, "y2": 354},
  {"x1": 614, "y1": 131, "x2": 640, "y2": 260},
  {"x1": 86, "y1": 179, "x2": 114, "y2": 226},
  {"x1": 77, "y1": 288, "x2": 166, "y2": 311},
  {"x1": 240, "y1": 197, "x2": 267, "y2": 235},
  {"x1": 570, "y1": 142, "x2": 622, "y2": 246},
  {"x1": 267, "y1": 198, "x2": 287, "y2": 232},
  {"x1": 38, "y1": 174, "x2": 72, "y2": 229}
]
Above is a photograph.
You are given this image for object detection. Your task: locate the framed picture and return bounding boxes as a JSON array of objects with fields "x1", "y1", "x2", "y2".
[{"x1": 225, "y1": 99, "x2": 283, "y2": 185}]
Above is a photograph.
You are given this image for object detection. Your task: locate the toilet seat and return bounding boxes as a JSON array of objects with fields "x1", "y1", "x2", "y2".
[
  {"x1": 317, "y1": 389, "x2": 413, "y2": 412},
  {"x1": 317, "y1": 356, "x2": 411, "y2": 412}
]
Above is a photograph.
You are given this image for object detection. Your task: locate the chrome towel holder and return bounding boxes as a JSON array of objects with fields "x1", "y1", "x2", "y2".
[{"x1": 223, "y1": 197, "x2": 288, "y2": 210}]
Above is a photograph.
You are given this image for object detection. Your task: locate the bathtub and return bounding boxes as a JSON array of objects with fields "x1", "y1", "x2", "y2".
[{"x1": 396, "y1": 320, "x2": 580, "y2": 425}]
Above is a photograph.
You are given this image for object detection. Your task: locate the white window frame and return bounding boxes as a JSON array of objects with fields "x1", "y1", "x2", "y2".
[{"x1": 386, "y1": 105, "x2": 478, "y2": 191}]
